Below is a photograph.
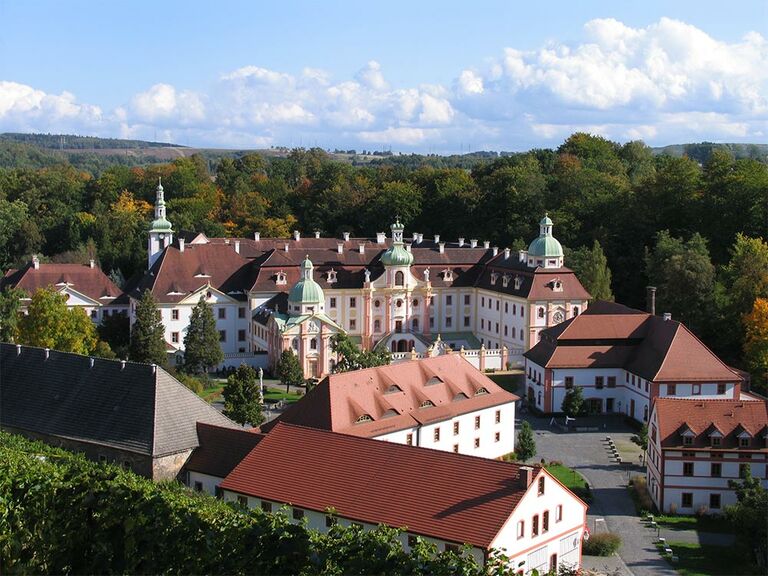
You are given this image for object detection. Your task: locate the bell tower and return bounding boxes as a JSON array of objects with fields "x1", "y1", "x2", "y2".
[{"x1": 148, "y1": 178, "x2": 174, "y2": 269}]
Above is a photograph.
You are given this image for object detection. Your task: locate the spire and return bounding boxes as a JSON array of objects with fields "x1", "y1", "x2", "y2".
[
  {"x1": 155, "y1": 177, "x2": 166, "y2": 220},
  {"x1": 391, "y1": 217, "x2": 404, "y2": 245}
]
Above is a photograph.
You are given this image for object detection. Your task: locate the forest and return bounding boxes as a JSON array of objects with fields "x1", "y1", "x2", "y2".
[{"x1": 0, "y1": 132, "x2": 766, "y2": 389}]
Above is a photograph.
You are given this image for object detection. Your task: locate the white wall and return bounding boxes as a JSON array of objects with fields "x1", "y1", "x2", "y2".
[{"x1": 188, "y1": 471, "x2": 223, "y2": 496}]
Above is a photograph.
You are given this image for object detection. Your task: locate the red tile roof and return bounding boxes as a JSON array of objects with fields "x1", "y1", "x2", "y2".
[
  {"x1": 184, "y1": 422, "x2": 265, "y2": 478},
  {"x1": 1, "y1": 262, "x2": 123, "y2": 304},
  {"x1": 654, "y1": 398, "x2": 768, "y2": 450},
  {"x1": 525, "y1": 301, "x2": 741, "y2": 383},
  {"x1": 221, "y1": 423, "x2": 550, "y2": 547},
  {"x1": 261, "y1": 355, "x2": 518, "y2": 437}
]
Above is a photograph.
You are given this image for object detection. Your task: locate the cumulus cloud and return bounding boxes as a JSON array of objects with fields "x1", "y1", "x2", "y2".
[{"x1": 1, "y1": 17, "x2": 766, "y2": 151}]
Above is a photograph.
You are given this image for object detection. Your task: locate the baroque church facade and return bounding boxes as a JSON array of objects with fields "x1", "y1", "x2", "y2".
[{"x1": 128, "y1": 182, "x2": 590, "y2": 378}]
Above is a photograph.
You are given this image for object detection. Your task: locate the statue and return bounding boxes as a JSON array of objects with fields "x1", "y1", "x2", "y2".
[
  {"x1": 364, "y1": 268, "x2": 371, "y2": 283},
  {"x1": 424, "y1": 268, "x2": 430, "y2": 282}
]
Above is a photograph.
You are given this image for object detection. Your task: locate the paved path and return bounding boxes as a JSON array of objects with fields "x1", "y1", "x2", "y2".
[{"x1": 520, "y1": 412, "x2": 677, "y2": 576}]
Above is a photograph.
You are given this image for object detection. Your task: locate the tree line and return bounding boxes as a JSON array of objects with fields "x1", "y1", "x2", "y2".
[{"x1": 0, "y1": 132, "x2": 766, "y2": 387}]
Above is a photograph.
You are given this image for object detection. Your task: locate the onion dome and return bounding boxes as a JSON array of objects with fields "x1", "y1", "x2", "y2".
[
  {"x1": 288, "y1": 257, "x2": 324, "y2": 305},
  {"x1": 380, "y1": 218, "x2": 414, "y2": 267}
]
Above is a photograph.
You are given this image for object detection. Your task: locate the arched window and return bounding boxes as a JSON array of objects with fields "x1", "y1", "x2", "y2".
[
  {"x1": 355, "y1": 414, "x2": 373, "y2": 424},
  {"x1": 412, "y1": 317, "x2": 419, "y2": 331},
  {"x1": 538, "y1": 307, "x2": 545, "y2": 319},
  {"x1": 291, "y1": 338, "x2": 299, "y2": 350},
  {"x1": 409, "y1": 339, "x2": 415, "y2": 350},
  {"x1": 538, "y1": 476, "x2": 545, "y2": 495},
  {"x1": 420, "y1": 400, "x2": 434, "y2": 408},
  {"x1": 573, "y1": 307, "x2": 580, "y2": 316},
  {"x1": 475, "y1": 387, "x2": 489, "y2": 396},
  {"x1": 395, "y1": 271, "x2": 404, "y2": 286},
  {"x1": 374, "y1": 319, "x2": 381, "y2": 333},
  {"x1": 310, "y1": 338, "x2": 317, "y2": 350},
  {"x1": 412, "y1": 299, "x2": 419, "y2": 307},
  {"x1": 396, "y1": 299, "x2": 403, "y2": 308}
]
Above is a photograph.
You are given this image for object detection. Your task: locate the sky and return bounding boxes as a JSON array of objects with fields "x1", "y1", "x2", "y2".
[{"x1": 0, "y1": 0, "x2": 766, "y2": 152}]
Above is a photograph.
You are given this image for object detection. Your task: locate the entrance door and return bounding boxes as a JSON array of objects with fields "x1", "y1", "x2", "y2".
[
  {"x1": 527, "y1": 386, "x2": 535, "y2": 405},
  {"x1": 606, "y1": 398, "x2": 614, "y2": 413},
  {"x1": 309, "y1": 360, "x2": 319, "y2": 378}
]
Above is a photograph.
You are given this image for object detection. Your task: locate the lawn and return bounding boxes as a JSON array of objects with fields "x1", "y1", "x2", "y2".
[
  {"x1": 545, "y1": 463, "x2": 592, "y2": 503},
  {"x1": 658, "y1": 542, "x2": 754, "y2": 576},
  {"x1": 654, "y1": 514, "x2": 734, "y2": 534},
  {"x1": 200, "y1": 382, "x2": 225, "y2": 403},
  {"x1": 263, "y1": 387, "x2": 302, "y2": 403},
  {"x1": 488, "y1": 372, "x2": 523, "y2": 394}
]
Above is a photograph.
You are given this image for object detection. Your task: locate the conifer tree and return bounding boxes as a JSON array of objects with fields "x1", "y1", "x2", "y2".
[
  {"x1": 222, "y1": 364, "x2": 264, "y2": 426},
  {"x1": 183, "y1": 295, "x2": 223, "y2": 374},
  {"x1": 516, "y1": 421, "x2": 536, "y2": 462},
  {"x1": 566, "y1": 240, "x2": 614, "y2": 301},
  {"x1": 129, "y1": 290, "x2": 167, "y2": 365},
  {"x1": 561, "y1": 386, "x2": 585, "y2": 418}
]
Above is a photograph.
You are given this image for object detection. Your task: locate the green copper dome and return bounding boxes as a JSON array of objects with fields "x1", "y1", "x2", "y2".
[
  {"x1": 150, "y1": 216, "x2": 173, "y2": 232},
  {"x1": 540, "y1": 214, "x2": 553, "y2": 227},
  {"x1": 288, "y1": 257, "x2": 325, "y2": 305},
  {"x1": 528, "y1": 213, "x2": 563, "y2": 258},
  {"x1": 381, "y1": 218, "x2": 414, "y2": 267}
]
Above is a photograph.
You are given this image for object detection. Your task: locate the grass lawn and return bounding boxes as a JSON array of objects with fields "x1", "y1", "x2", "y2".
[
  {"x1": 545, "y1": 463, "x2": 592, "y2": 502},
  {"x1": 488, "y1": 372, "x2": 523, "y2": 394},
  {"x1": 263, "y1": 387, "x2": 302, "y2": 403},
  {"x1": 658, "y1": 542, "x2": 753, "y2": 576},
  {"x1": 200, "y1": 382, "x2": 225, "y2": 403},
  {"x1": 654, "y1": 514, "x2": 733, "y2": 534}
]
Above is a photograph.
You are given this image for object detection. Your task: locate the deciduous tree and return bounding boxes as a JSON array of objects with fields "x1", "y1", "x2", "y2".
[
  {"x1": 0, "y1": 287, "x2": 23, "y2": 342},
  {"x1": 277, "y1": 349, "x2": 304, "y2": 392},
  {"x1": 744, "y1": 298, "x2": 768, "y2": 393},
  {"x1": 222, "y1": 364, "x2": 264, "y2": 426},
  {"x1": 561, "y1": 387, "x2": 585, "y2": 418},
  {"x1": 566, "y1": 240, "x2": 614, "y2": 301},
  {"x1": 330, "y1": 333, "x2": 390, "y2": 372}
]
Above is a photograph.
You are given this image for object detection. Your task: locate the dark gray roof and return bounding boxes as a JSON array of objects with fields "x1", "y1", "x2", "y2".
[{"x1": 0, "y1": 344, "x2": 237, "y2": 456}]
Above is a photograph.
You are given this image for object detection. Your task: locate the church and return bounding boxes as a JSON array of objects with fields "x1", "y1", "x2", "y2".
[{"x1": 128, "y1": 181, "x2": 590, "y2": 377}]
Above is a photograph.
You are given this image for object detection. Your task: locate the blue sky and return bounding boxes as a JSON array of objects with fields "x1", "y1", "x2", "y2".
[{"x1": 0, "y1": 0, "x2": 766, "y2": 151}]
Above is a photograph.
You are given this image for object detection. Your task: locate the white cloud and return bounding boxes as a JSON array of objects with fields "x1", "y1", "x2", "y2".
[
  {"x1": 0, "y1": 81, "x2": 102, "y2": 130},
  {"x1": 130, "y1": 83, "x2": 205, "y2": 125}
]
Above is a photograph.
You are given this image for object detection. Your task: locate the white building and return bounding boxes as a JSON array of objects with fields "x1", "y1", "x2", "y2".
[
  {"x1": 220, "y1": 422, "x2": 588, "y2": 574},
  {"x1": 523, "y1": 301, "x2": 746, "y2": 421},
  {"x1": 647, "y1": 397, "x2": 768, "y2": 514},
  {"x1": 261, "y1": 354, "x2": 518, "y2": 460}
]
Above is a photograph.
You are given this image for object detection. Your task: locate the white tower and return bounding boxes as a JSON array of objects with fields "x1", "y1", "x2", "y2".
[{"x1": 148, "y1": 178, "x2": 173, "y2": 269}]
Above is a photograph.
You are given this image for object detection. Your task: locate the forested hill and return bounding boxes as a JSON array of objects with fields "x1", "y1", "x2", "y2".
[
  {"x1": 0, "y1": 133, "x2": 179, "y2": 149},
  {"x1": 0, "y1": 132, "x2": 766, "y2": 390}
]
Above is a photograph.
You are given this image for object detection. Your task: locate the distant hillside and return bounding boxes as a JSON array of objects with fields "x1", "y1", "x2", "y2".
[
  {"x1": 0, "y1": 133, "x2": 180, "y2": 150},
  {"x1": 652, "y1": 142, "x2": 768, "y2": 163}
]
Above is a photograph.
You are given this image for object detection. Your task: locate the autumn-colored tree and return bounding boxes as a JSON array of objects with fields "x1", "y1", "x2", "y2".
[{"x1": 744, "y1": 298, "x2": 768, "y2": 393}]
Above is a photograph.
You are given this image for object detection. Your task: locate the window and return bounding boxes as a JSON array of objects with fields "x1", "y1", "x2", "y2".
[
  {"x1": 573, "y1": 307, "x2": 580, "y2": 316},
  {"x1": 408, "y1": 535, "x2": 418, "y2": 548},
  {"x1": 481, "y1": 319, "x2": 485, "y2": 330},
  {"x1": 413, "y1": 299, "x2": 419, "y2": 307},
  {"x1": 171, "y1": 332, "x2": 179, "y2": 343},
  {"x1": 330, "y1": 297, "x2": 337, "y2": 308},
  {"x1": 595, "y1": 376, "x2": 604, "y2": 389},
  {"x1": 474, "y1": 438, "x2": 480, "y2": 448},
  {"x1": 532, "y1": 515, "x2": 539, "y2": 537},
  {"x1": 292, "y1": 508, "x2": 304, "y2": 521},
  {"x1": 219, "y1": 330, "x2": 226, "y2": 342},
  {"x1": 238, "y1": 329, "x2": 246, "y2": 342},
  {"x1": 261, "y1": 501, "x2": 272, "y2": 513},
  {"x1": 326, "y1": 515, "x2": 337, "y2": 528},
  {"x1": 193, "y1": 481, "x2": 203, "y2": 492},
  {"x1": 406, "y1": 433, "x2": 413, "y2": 446},
  {"x1": 564, "y1": 376, "x2": 573, "y2": 389},
  {"x1": 711, "y1": 436, "x2": 722, "y2": 447},
  {"x1": 237, "y1": 495, "x2": 248, "y2": 507},
  {"x1": 709, "y1": 494, "x2": 721, "y2": 509},
  {"x1": 717, "y1": 383, "x2": 726, "y2": 395},
  {"x1": 446, "y1": 295, "x2": 453, "y2": 306},
  {"x1": 495, "y1": 432, "x2": 500, "y2": 442},
  {"x1": 495, "y1": 322, "x2": 499, "y2": 333},
  {"x1": 464, "y1": 295, "x2": 470, "y2": 305},
  {"x1": 683, "y1": 436, "x2": 693, "y2": 446},
  {"x1": 683, "y1": 462, "x2": 694, "y2": 477},
  {"x1": 475, "y1": 415, "x2": 481, "y2": 429},
  {"x1": 218, "y1": 308, "x2": 226, "y2": 320},
  {"x1": 496, "y1": 301, "x2": 499, "y2": 311},
  {"x1": 464, "y1": 316, "x2": 470, "y2": 327},
  {"x1": 556, "y1": 505, "x2": 562, "y2": 522},
  {"x1": 395, "y1": 271, "x2": 404, "y2": 286},
  {"x1": 542, "y1": 510, "x2": 549, "y2": 533},
  {"x1": 374, "y1": 319, "x2": 381, "y2": 333},
  {"x1": 350, "y1": 297, "x2": 357, "y2": 308},
  {"x1": 445, "y1": 316, "x2": 452, "y2": 328},
  {"x1": 739, "y1": 437, "x2": 750, "y2": 448},
  {"x1": 711, "y1": 463, "x2": 722, "y2": 477},
  {"x1": 238, "y1": 307, "x2": 246, "y2": 319},
  {"x1": 481, "y1": 297, "x2": 485, "y2": 307},
  {"x1": 682, "y1": 493, "x2": 693, "y2": 508},
  {"x1": 504, "y1": 325, "x2": 508, "y2": 336},
  {"x1": 453, "y1": 444, "x2": 459, "y2": 453},
  {"x1": 310, "y1": 338, "x2": 317, "y2": 350},
  {"x1": 607, "y1": 376, "x2": 616, "y2": 388},
  {"x1": 517, "y1": 520, "x2": 525, "y2": 539},
  {"x1": 90, "y1": 309, "x2": 98, "y2": 319},
  {"x1": 668, "y1": 384, "x2": 676, "y2": 396},
  {"x1": 349, "y1": 319, "x2": 356, "y2": 330},
  {"x1": 172, "y1": 309, "x2": 179, "y2": 320},
  {"x1": 444, "y1": 543, "x2": 459, "y2": 553},
  {"x1": 538, "y1": 476, "x2": 545, "y2": 495},
  {"x1": 495, "y1": 410, "x2": 501, "y2": 424},
  {"x1": 505, "y1": 302, "x2": 509, "y2": 313},
  {"x1": 434, "y1": 428, "x2": 440, "y2": 442},
  {"x1": 537, "y1": 307, "x2": 545, "y2": 319},
  {"x1": 453, "y1": 422, "x2": 460, "y2": 435}
]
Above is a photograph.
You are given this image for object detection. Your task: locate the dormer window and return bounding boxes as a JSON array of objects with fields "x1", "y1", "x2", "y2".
[
  {"x1": 453, "y1": 393, "x2": 468, "y2": 401},
  {"x1": 276, "y1": 271, "x2": 287, "y2": 285},
  {"x1": 475, "y1": 387, "x2": 489, "y2": 396},
  {"x1": 739, "y1": 437, "x2": 750, "y2": 448},
  {"x1": 426, "y1": 376, "x2": 443, "y2": 386},
  {"x1": 514, "y1": 276, "x2": 522, "y2": 290},
  {"x1": 502, "y1": 274, "x2": 510, "y2": 288},
  {"x1": 386, "y1": 384, "x2": 403, "y2": 394},
  {"x1": 683, "y1": 436, "x2": 693, "y2": 446},
  {"x1": 442, "y1": 269, "x2": 453, "y2": 282},
  {"x1": 490, "y1": 272, "x2": 499, "y2": 286},
  {"x1": 382, "y1": 408, "x2": 399, "y2": 418},
  {"x1": 711, "y1": 436, "x2": 722, "y2": 447},
  {"x1": 327, "y1": 269, "x2": 337, "y2": 284},
  {"x1": 420, "y1": 400, "x2": 434, "y2": 408},
  {"x1": 550, "y1": 279, "x2": 563, "y2": 292},
  {"x1": 355, "y1": 414, "x2": 373, "y2": 424}
]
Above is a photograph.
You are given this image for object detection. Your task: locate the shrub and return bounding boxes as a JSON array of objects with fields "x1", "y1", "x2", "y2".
[
  {"x1": 629, "y1": 475, "x2": 654, "y2": 512},
  {"x1": 175, "y1": 372, "x2": 204, "y2": 394},
  {"x1": 583, "y1": 532, "x2": 621, "y2": 556}
]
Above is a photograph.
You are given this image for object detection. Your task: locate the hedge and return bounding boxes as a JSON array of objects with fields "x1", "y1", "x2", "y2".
[{"x1": 583, "y1": 532, "x2": 622, "y2": 556}]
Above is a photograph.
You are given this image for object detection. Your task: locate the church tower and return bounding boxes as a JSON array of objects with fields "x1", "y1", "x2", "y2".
[{"x1": 148, "y1": 178, "x2": 173, "y2": 269}]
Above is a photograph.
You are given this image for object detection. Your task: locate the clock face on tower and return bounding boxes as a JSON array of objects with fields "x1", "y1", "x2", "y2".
[{"x1": 553, "y1": 311, "x2": 565, "y2": 324}]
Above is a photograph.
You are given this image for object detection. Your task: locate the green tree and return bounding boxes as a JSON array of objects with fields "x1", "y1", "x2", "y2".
[
  {"x1": 222, "y1": 364, "x2": 264, "y2": 426},
  {"x1": 744, "y1": 298, "x2": 768, "y2": 393},
  {"x1": 97, "y1": 311, "x2": 130, "y2": 359},
  {"x1": 330, "y1": 333, "x2": 391, "y2": 372},
  {"x1": 515, "y1": 421, "x2": 536, "y2": 462},
  {"x1": 727, "y1": 465, "x2": 768, "y2": 571},
  {"x1": 0, "y1": 287, "x2": 23, "y2": 342},
  {"x1": 645, "y1": 231, "x2": 715, "y2": 334},
  {"x1": 561, "y1": 387, "x2": 585, "y2": 418},
  {"x1": 128, "y1": 290, "x2": 167, "y2": 365},
  {"x1": 565, "y1": 240, "x2": 614, "y2": 301},
  {"x1": 277, "y1": 349, "x2": 304, "y2": 393},
  {"x1": 183, "y1": 296, "x2": 223, "y2": 374},
  {"x1": 17, "y1": 288, "x2": 99, "y2": 354}
]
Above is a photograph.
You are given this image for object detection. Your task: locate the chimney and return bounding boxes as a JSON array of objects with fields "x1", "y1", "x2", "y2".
[
  {"x1": 16, "y1": 344, "x2": 21, "y2": 356},
  {"x1": 44, "y1": 348, "x2": 50, "y2": 360},
  {"x1": 483, "y1": 241, "x2": 490, "y2": 249},
  {"x1": 284, "y1": 243, "x2": 289, "y2": 252},
  {"x1": 254, "y1": 232, "x2": 261, "y2": 241},
  {"x1": 337, "y1": 242, "x2": 344, "y2": 254},
  {"x1": 438, "y1": 242, "x2": 445, "y2": 254},
  {"x1": 151, "y1": 364, "x2": 157, "y2": 374},
  {"x1": 647, "y1": 286, "x2": 657, "y2": 315},
  {"x1": 458, "y1": 237, "x2": 465, "y2": 247},
  {"x1": 406, "y1": 244, "x2": 412, "y2": 252},
  {"x1": 358, "y1": 244, "x2": 365, "y2": 254},
  {"x1": 377, "y1": 232, "x2": 386, "y2": 244},
  {"x1": 412, "y1": 232, "x2": 419, "y2": 242},
  {"x1": 89, "y1": 358, "x2": 95, "y2": 368},
  {"x1": 120, "y1": 360, "x2": 126, "y2": 370},
  {"x1": 417, "y1": 233, "x2": 424, "y2": 244},
  {"x1": 519, "y1": 250, "x2": 527, "y2": 263},
  {"x1": 179, "y1": 238, "x2": 185, "y2": 253},
  {"x1": 343, "y1": 232, "x2": 350, "y2": 242},
  {"x1": 519, "y1": 466, "x2": 535, "y2": 488},
  {"x1": 32, "y1": 255, "x2": 40, "y2": 270},
  {"x1": 234, "y1": 240, "x2": 240, "y2": 254},
  {"x1": 470, "y1": 239, "x2": 478, "y2": 248},
  {"x1": 314, "y1": 230, "x2": 321, "y2": 239},
  {"x1": 89, "y1": 258, "x2": 95, "y2": 269},
  {"x1": 663, "y1": 312, "x2": 672, "y2": 321},
  {"x1": 492, "y1": 246, "x2": 499, "y2": 256},
  {"x1": 504, "y1": 248, "x2": 511, "y2": 260},
  {"x1": 434, "y1": 234, "x2": 441, "y2": 244},
  {"x1": 293, "y1": 230, "x2": 301, "y2": 241}
]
